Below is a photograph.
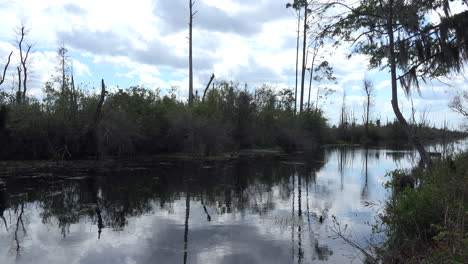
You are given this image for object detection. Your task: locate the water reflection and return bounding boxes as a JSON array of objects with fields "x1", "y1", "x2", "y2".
[{"x1": 0, "y1": 140, "x2": 465, "y2": 263}]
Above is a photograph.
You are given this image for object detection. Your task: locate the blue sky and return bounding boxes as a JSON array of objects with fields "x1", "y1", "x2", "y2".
[{"x1": 0, "y1": 0, "x2": 466, "y2": 128}]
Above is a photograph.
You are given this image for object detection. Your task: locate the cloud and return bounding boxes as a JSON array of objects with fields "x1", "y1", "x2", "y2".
[
  {"x1": 72, "y1": 59, "x2": 91, "y2": 77},
  {"x1": 228, "y1": 56, "x2": 283, "y2": 84},
  {"x1": 153, "y1": 0, "x2": 290, "y2": 36},
  {"x1": 63, "y1": 3, "x2": 87, "y2": 15}
]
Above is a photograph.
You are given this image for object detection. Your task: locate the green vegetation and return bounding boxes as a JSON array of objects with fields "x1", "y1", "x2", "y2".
[
  {"x1": 334, "y1": 119, "x2": 466, "y2": 146},
  {"x1": 0, "y1": 80, "x2": 464, "y2": 161},
  {"x1": 379, "y1": 153, "x2": 468, "y2": 263},
  {"x1": 0, "y1": 81, "x2": 334, "y2": 160}
]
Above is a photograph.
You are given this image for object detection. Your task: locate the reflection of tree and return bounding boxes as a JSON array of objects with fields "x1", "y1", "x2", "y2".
[
  {"x1": 338, "y1": 147, "x2": 351, "y2": 190},
  {"x1": 312, "y1": 240, "x2": 333, "y2": 261},
  {"x1": 297, "y1": 169, "x2": 303, "y2": 263},
  {"x1": 0, "y1": 187, "x2": 8, "y2": 230},
  {"x1": 183, "y1": 187, "x2": 190, "y2": 264},
  {"x1": 200, "y1": 194, "x2": 211, "y2": 222},
  {"x1": 14, "y1": 202, "x2": 26, "y2": 254},
  {"x1": 361, "y1": 148, "x2": 371, "y2": 202},
  {"x1": 1, "y1": 153, "x2": 328, "y2": 258}
]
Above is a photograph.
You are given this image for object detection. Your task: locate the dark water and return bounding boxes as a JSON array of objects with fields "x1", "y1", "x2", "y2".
[{"x1": 0, "y1": 141, "x2": 466, "y2": 264}]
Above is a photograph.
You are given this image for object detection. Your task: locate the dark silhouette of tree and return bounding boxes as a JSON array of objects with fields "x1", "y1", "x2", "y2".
[{"x1": 17, "y1": 26, "x2": 32, "y2": 102}]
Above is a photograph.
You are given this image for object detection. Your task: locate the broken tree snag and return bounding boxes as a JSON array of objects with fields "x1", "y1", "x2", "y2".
[
  {"x1": 83, "y1": 79, "x2": 107, "y2": 159},
  {"x1": 202, "y1": 73, "x2": 215, "y2": 102},
  {"x1": 93, "y1": 79, "x2": 106, "y2": 127},
  {"x1": 0, "y1": 51, "x2": 13, "y2": 86}
]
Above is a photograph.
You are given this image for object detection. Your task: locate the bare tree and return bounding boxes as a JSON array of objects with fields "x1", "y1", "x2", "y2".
[
  {"x1": 299, "y1": 1, "x2": 309, "y2": 113},
  {"x1": 449, "y1": 91, "x2": 468, "y2": 118},
  {"x1": 188, "y1": 0, "x2": 197, "y2": 106},
  {"x1": 57, "y1": 44, "x2": 70, "y2": 93},
  {"x1": 17, "y1": 26, "x2": 32, "y2": 102},
  {"x1": 362, "y1": 77, "x2": 374, "y2": 138}
]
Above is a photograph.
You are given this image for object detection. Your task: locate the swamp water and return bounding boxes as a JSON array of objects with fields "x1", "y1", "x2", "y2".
[{"x1": 0, "y1": 141, "x2": 466, "y2": 264}]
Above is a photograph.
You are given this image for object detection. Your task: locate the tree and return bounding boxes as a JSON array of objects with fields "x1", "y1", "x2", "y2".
[
  {"x1": 17, "y1": 26, "x2": 32, "y2": 102},
  {"x1": 449, "y1": 91, "x2": 468, "y2": 118},
  {"x1": 321, "y1": 0, "x2": 468, "y2": 168},
  {"x1": 310, "y1": 60, "x2": 335, "y2": 111},
  {"x1": 300, "y1": 1, "x2": 309, "y2": 113},
  {"x1": 287, "y1": 1, "x2": 309, "y2": 113},
  {"x1": 57, "y1": 44, "x2": 70, "y2": 93},
  {"x1": 362, "y1": 77, "x2": 374, "y2": 138},
  {"x1": 188, "y1": 0, "x2": 197, "y2": 106}
]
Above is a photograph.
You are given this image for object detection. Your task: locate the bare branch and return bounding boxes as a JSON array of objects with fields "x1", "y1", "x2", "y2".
[{"x1": 0, "y1": 51, "x2": 13, "y2": 86}]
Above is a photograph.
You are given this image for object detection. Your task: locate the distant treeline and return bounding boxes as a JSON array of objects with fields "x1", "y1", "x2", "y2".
[{"x1": 0, "y1": 81, "x2": 465, "y2": 160}]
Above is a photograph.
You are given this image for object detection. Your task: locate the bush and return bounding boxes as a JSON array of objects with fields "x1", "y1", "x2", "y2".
[
  {"x1": 0, "y1": 82, "x2": 331, "y2": 159},
  {"x1": 380, "y1": 153, "x2": 468, "y2": 263}
]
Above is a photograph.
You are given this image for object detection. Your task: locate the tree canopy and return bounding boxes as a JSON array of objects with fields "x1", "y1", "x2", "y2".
[{"x1": 323, "y1": 0, "x2": 468, "y2": 94}]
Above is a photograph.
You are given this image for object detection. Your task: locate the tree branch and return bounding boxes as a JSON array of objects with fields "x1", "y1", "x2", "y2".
[{"x1": 0, "y1": 51, "x2": 13, "y2": 86}]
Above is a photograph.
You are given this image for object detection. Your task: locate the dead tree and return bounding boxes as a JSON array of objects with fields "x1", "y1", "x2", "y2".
[
  {"x1": 82, "y1": 79, "x2": 107, "y2": 158},
  {"x1": 362, "y1": 77, "x2": 374, "y2": 138},
  {"x1": 57, "y1": 45, "x2": 70, "y2": 93},
  {"x1": 17, "y1": 26, "x2": 32, "y2": 101},
  {"x1": 202, "y1": 73, "x2": 215, "y2": 102},
  {"x1": 299, "y1": 1, "x2": 309, "y2": 113},
  {"x1": 188, "y1": 0, "x2": 197, "y2": 106}
]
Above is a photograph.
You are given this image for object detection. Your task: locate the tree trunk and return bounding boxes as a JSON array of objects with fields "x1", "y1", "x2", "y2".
[
  {"x1": 300, "y1": 4, "x2": 308, "y2": 113},
  {"x1": 16, "y1": 67, "x2": 22, "y2": 104},
  {"x1": 387, "y1": 0, "x2": 432, "y2": 168},
  {"x1": 82, "y1": 79, "x2": 107, "y2": 159},
  {"x1": 202, "y1": 73, "x2": 215, "y2": 102},
  {"x1": 62, "y1": 53, "x2": 66, "y2": 93},
  {"x1": 188, "y1": 0, "x2": 194, "y2": 106},
  {"x1": 18, "y1": 27, "x2": 31, "y2": 101},
  {"x1": 365, "y1": 93, "x2": 370, "y2": 137},
  {"x1": 295, "y1": 9, "x2": 301, "y2": 115},
  {"x1": 307, "y1": 48, "x2": 317, "y2": 110}
]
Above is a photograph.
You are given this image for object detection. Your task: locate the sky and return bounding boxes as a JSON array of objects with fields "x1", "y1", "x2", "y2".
[{"x1": 0, "y1": 0, "x2": 466, "y2": 128}]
